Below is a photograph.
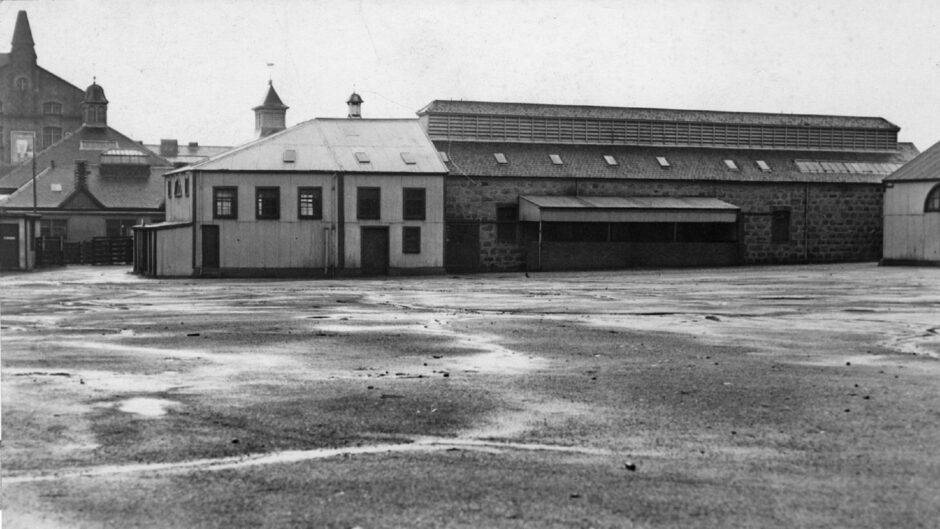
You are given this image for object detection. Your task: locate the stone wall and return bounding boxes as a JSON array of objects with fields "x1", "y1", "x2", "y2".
[{"x1": 445, "y1": 176, "x2": 884, "y2": 271}]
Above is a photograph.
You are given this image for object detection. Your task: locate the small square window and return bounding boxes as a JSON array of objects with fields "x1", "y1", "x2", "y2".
[
  {"x1": 255, "y1": 187, "x2": 280, "y2": 220},
  {"x1": 298, "y1": 187, "x2": 323, "y2": 219},
  {"x1": 494, "y1": 153, "x2": 508, "y2": 164},
  {"x1": 603, "y1": 155, "x2": 618, "y2": 166},
  {"x1": 403, "y1": 226, "x2": 421, "y2": 254},
  {"x1": 756, "y1": 160, "x2": 772, "y2": 172},
  {"x1": 549, "y1": 154, "x2": 563, "y2": 165},
  {"x1": 724, "y1": 159, "x2": 738, "y2": 170},
  {"x1": 355, "y1": 152, "x2": 370, "y2": 163},
  {"x1": 283, "y1": 149, "x2": 296, "y2": 163},
  {"x1": 400, "y1": 152, "x2": 416, "y2": 165},
  {"x1": 656, "y1": 156, "x2": 670, "y2": 168}
]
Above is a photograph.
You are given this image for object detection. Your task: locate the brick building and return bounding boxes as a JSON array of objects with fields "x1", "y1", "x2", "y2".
[
  {"x1": 0, "y1": 11, "x2": 84, "y2": 175},
  {"x1": 417, "y1": 100, "x2": 917, "y2": 272}
]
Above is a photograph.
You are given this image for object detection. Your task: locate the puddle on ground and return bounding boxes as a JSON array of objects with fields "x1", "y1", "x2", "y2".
[{"x1": 115, "y1": 398, "x2": 180, "y2": 417}]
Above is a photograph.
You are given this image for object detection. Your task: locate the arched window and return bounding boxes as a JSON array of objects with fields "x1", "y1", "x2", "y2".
[{"x1": 925, "y1": 185, "x2": 940, "y2": 212}]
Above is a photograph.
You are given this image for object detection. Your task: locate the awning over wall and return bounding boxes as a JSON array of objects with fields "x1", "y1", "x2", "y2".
[{"x1": 519, "y1": 196, "x2": 740, "y2": 223}]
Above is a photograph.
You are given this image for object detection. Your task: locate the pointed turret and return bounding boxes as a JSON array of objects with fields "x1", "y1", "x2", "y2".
[
  {"x1": 10, "y1": 11, "x2": 36, "y2": 64},
  {"x1": 82, "y1": 80, "x2": 108, "y2": 128},
  {"x1": 253, "y1": 81, "x2": 288, "y2": 137}
]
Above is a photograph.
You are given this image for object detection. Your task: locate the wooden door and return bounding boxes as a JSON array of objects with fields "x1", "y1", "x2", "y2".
[
  {"x1": 445, "y1": 222, "x2": 479, "y2": 273},
  {"x1": 202, "y1": 225, "x2": 220, "y2": 269},
  {"x1": 360, "y1": 227, "x2": 389, "y2": 276},
  {"x1": 0, "y1": 223, "x2": 19, "y2": 270}
]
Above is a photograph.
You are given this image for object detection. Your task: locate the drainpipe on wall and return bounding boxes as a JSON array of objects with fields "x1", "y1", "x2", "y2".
[
  {"x1": 803, "y1": 183, "x2": 809, "y2": 262},
  {"x1": 191, "y1": 171, "x2": 198, "y2": 274},
  {"x1": 538, "y1": 220, "x2": 543, "y2": 271}
]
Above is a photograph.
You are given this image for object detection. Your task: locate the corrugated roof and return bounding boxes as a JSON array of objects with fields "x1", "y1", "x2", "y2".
[
  {"x1": 175, "y1": 118, "x2": 447, "y2": 175},
  {"x1": 418, "y1": 100, "x2": 899, "y2": 131},
  {"x1": 884, "y1": 140, "x2": 940, "y2": 182},
  {"x1": 521, "y1": 195, "x2": 739, "y2": 210},
  {"x1": 437, "y1": 141, "x2": 918, "y2": 184}
]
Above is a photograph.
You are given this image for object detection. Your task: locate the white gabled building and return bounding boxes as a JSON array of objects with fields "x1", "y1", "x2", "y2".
[
  {"x1": 134, "y1": 95, "x2": 447, "y2": 277},
  {"x1": 882, "y1": 139, "x2": 940, "y2": 265}
]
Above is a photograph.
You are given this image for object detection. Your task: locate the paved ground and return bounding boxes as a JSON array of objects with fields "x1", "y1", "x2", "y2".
[{"x1": 2, "y1": 263, "x2": 939, "y2": 528}]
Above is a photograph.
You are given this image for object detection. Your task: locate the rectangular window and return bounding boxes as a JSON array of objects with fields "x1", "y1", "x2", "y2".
[
  {"x1": 184, "y1": 176, "x2": 190, "y2": 197},
  {"x1": 40, "y1": 219, "x2": 68, "y2": 239},
  {"x1": 298, "y1": 187, "x2": 323, "y2": 219},
  {"x1": 496, "y1": 205, "x2": 518, "y2": 243},
  {"x1": 403, "y1": 188, "x2": 426, "y2": 220},
  {"x1": 105, "y1": 219, "x2": 136, "y2": 237},
  {"x1": 43, "y1": 101, "x2": 63, "y2": 115},
  {"x1": 357, "y1": 187, "x2": 381, "y2": 220},
  {"x1": 771, "y1": 209, "x2": 790, "y2": 243},
  {"x1": 402, "y1": 226, "x2": 421, "y2": 254},
  {"x1": 42, "y1": 126, "x2": 62, "y2": 149},
  {"x1": 213, "y1": 187, "x2": 238, "y2": 219},
  {"x1": 167, "y1": 181, "x2": 172, "y2": 198},
  {"x1": 174, "y1": 179, "x2": 182, "y2": 197},
  {"x1": 255, "y1": 187, "x2": 280, "y2": 219}
]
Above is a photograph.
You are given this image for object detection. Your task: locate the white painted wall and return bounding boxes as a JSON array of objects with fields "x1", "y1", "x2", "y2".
[{"x1": 884, "y1": 181, "x2": 940, "y2": 262}]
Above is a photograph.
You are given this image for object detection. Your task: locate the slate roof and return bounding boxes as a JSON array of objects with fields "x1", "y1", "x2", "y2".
[
  {"x1": 436, "y1": 141, "x2": 919, "y2": 184},
  {"x1": 418, "y1": 100, "x2": 900, "y2": 131},
  {"x1": 174, "y1": 118, "x2": 447, "y2": 175},
  {"x1": 0, "y1": 125, "x2": 172, "y2": 210},
  {"x1": 254, "y1": 81, "x2": 288, "y2": 110},
  {"x1": 884, "y1": 140, "x2": 940, "y2": 182}
]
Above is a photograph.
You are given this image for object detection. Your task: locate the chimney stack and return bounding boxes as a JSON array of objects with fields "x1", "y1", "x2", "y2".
[
  {"x1": 75, "y1": 160, "x2": 88, "y2": 189},
  {"x1": 160, "y1": 139, "x2": 178, "y2": 157}
]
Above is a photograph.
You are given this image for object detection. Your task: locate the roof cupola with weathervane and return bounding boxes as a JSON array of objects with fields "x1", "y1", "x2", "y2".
[
  {"x1": 253, "y1": 80, "x2": 288, "y2": 138},
  {"x1": 82, "y1": 80, "x2": 108, "y2": 128},
  {"x1": 347, "y1": 92, "x2": 363, "y2": 119}
]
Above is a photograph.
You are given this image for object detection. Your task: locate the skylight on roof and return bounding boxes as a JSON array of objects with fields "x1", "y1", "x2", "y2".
[
  {"x1": 400, "y1": 152, "x2": 416, "y2": 165},
  {"x1": 355, "y1": 152, "x2": 370, "y2": 163},
  {"x1": 603, "y1": 155, "x2": 618, "y2": 166},
  {"x1": 438, "y1": 151, "x2": 450, "y2": 163},
  {"x1": 656, "y1": 156, "x2": 670, "y2": 168},
  {"x1": 549, "y1": 154, "x2": 563, "y2": 165},
  {"x1": 724, "y1": 159, "x2": 739, "y2": 170},
  {"x1": 494, "y1": 153, "x2": 508, "y2": 164},
  {"x1": 50, "y1": 183, "x2": 62, "y2": 192},
  {"x1": 756, "y1": 160, "x2": 771, "y2": 172}
]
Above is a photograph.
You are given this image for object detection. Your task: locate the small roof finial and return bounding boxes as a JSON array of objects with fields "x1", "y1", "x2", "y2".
[{"x1": 266, "y1": 62, "x2": 274, "y2": 84}]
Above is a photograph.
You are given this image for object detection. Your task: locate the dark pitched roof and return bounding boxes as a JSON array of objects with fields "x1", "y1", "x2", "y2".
[
  {"x1": 436, "y1": 141, "x2": 918, "y2": 184},
  {"x1": 0, "y1": 163, "x2": 168, "y2": 210},
  {"x1": 83, "y1": 81, "x2": 108, "y2": 104},
  {"x1": 254, "y1": 81, "x2": 288, "y2": 110},
  {"x1": 418, "y1": 100, "x2": 899, "y2": 131},
  {"x1": 0, "y1": 125, "x2": 170, "y2": 190},
  {"x1": 885, "y1": 140, "x2": 940, "y2": 182}
]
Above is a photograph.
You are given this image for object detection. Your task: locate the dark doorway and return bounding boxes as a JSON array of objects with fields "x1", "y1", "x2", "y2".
[
  {"x1": 360, "y1": 227, "x2": 389, "y2": 276},
  {"x1": 202, "y1": 225, "x2": 220, "y2": 269},
  {"x1": 1, "y1": 223, "x2": 19, "y2": 270},
  {"x1": 445, "y1": 222, "x2": 479, "y2": 273}
]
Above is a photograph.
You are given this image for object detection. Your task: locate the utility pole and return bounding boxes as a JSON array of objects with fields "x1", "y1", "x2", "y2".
[{"x1": 30, "y1": 144, "x2": 36, "y2": 212}]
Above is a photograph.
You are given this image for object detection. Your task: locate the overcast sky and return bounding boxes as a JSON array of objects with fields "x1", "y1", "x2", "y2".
[{"x1": 2, "y1": 0, "x2": 938, "y2": 150}]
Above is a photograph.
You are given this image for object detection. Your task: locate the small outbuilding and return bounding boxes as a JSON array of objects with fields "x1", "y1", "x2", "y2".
[
  {"x1": 0, "y1": 209, "x2": 40, "y2": 271},
  {"x1": 882, "y1": 140, "x2": 940, "y2": 265}
]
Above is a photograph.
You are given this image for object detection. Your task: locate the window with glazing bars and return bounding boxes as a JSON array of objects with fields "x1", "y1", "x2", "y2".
[
  {"x1": 402, "y1": 226, "x2": 421, "y2": 254},
  {"x1": 213, "y1": 187, "x2": 238, "y2": 219},
  {"x1": 298, "y1": 187, "x2": 323, "y2": 219},
  {"x1": 255, "y1": 187, "x2": 280, "y2": 219},
  {"x1": 925, "y1": 185, "x2": 940, "y2": 212}
]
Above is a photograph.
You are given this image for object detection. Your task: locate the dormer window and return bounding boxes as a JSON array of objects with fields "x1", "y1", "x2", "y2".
[
  {"x1": 656, "y1": 156, "x2": 670, "y2": 168},
  {"x1": 549, "y1": 154, "x2": 563, "y2": 165},
  {"x1": 756, "y1": 160, "x2": 772, "y2": 172},
  {"x1": 494, "y1": 153, "x2": 508, "y2": 164}
]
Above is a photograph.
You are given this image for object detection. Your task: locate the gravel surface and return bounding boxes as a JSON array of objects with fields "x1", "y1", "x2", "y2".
[{"x1": 2, "y1": 263, "x2": 939, "y2": 528}]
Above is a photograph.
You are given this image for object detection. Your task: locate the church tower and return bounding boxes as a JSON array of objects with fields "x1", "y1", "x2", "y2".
[
  {"x1": 253, "y1": 81, "x2": 288, "y2": 138},
  {"x1": 82, "y1": 80, "x2": 108, "y2": 128}
]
